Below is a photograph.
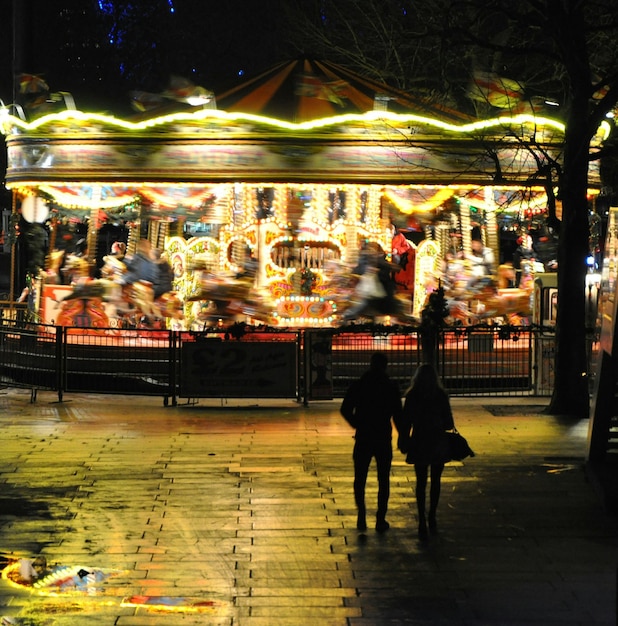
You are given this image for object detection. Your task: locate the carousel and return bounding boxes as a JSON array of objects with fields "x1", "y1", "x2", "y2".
[{"x1": 0, "y1": 60, "x2": 605, "y2": 330}]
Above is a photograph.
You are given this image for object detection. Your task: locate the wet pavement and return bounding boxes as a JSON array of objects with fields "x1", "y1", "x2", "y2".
[{"x1": 0, "y1": 388, "x2": 616, "y2": 625}]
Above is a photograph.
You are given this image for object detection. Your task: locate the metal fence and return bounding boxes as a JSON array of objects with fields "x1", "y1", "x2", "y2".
[
  {"x1": 323, "y1": 325, "x2": 537, "y2": 397},
  {"x1": 61, "y1": 327, "x2": 177, "y2": 401},
  {"x1": 0, "y1": 323, "x2": 60, "y2": 401},
  {"x1": 0, "y1": 319, "x2": 571, "y2": 404},
  {"x1": 0, "y1": 301, "x2": 30, "y2": 324}
]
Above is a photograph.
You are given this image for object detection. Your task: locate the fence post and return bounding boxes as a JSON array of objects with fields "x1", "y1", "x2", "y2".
[
  {"x1": 167, "y1": 330, "x2": 177, "y2": 407},
  {"x1": 301, "y1": 330, "x2": 309, "y2": 405},
  {"x1": 56, "y1": 325, "x2": 64, "y2": 402}
]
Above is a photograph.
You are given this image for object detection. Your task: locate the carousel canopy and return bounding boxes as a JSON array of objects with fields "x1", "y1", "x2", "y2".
[
  {"x1": 1, "y1": 58, "x2": 602, "y2": 190},
  {"x1": 213, "y1": 59, "x2": 473, "y2": 124}
]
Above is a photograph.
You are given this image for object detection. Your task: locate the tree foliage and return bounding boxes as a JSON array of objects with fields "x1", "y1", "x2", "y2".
[
  {"x1": 287, "y1": 0, "x2": 618, "y2": 417},
  {"x1": 284, "y1": 0, "x2": 455, "y2": 94}
]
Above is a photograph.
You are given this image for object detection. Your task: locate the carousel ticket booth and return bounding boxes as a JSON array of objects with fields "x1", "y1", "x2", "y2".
[
  {"x1": 533, "y1": 272, "x2": 558, "y2": 394},
  {"x1": 0, "y1": 59, "x2": 583, "y2": 331}
]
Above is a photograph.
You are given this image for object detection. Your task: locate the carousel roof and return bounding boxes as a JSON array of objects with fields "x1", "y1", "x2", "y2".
[
  {"x1": 1, "y1": 58, "x2": 585, "y2": 190},
  {"x1": 213, "y1": 59, "x2": 473, "y2": 124}
]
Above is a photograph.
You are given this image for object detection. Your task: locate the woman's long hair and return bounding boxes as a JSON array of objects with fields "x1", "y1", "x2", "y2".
[{"x1": 405, "y1": 363, "x2": 445, "y2": 400}]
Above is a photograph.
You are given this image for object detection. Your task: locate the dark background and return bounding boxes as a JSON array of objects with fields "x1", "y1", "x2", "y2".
[{"x1": 0, "y1": 0, "x2": 294, "y2": 116}]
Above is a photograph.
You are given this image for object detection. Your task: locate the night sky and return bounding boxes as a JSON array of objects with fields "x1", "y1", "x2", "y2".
[{"x1": 0, "y1": 0, "x2": 295, "y2": 116}]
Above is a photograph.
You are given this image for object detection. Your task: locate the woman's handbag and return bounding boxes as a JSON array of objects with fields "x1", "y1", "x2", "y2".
[{"x1": 444, "y1": 429, "x2": 475, "y2": 461}]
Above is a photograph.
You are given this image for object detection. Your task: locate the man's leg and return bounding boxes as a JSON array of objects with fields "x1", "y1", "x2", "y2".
[
  {"x1": 353, "y1": 440, "x2": 372, "y2": 530},
  {"x1": 375, "y1": 443, "x2": 393, "y2": 532}
]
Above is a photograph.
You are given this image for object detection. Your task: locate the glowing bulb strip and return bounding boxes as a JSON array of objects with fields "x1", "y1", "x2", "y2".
[
  {"x1": 0, "y1": 107, "x2": 567, "y2": 136},
  {"x1": 272, "y1": 295, "x2": 338, "y2": 327},
  {"x1": 139, "y1": 187, "x2": 214, "y2": 208},
  {"x1": 7, "y1": 180, "x2": 577, "y2": 214},
  {"x1": 35, "y1": 184, "x2": 137, "y2": 209},
  {"x1": 384, "y1": 188, "x2": 455, "y2": 214}
]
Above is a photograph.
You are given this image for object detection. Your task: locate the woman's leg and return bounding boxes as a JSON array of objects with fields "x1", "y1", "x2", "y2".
[
  {"x1": 428, "y1": 463, "x2": 445, "y2": 531},
  {"x1": 414, "y1": 464, "x2": 429, "y2": 539}
]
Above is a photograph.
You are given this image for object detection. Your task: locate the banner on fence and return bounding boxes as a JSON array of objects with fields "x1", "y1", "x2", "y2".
[{"x1": 180, "y1": 341, "x2": 297, "y2": 398}]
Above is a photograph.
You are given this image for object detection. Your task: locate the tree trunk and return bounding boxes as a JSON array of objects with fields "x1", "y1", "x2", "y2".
[{"x1": 547, "y1": 97, "x2": 592, "y2": 418}]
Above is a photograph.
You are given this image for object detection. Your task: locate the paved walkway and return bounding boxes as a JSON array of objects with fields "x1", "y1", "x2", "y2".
[{"x1": 0, "y1": 389, "x2": 616, "y2": 625}]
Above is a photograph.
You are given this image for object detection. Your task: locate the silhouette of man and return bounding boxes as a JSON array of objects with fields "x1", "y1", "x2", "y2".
[{"x1": 340, "y1": 352, "x2": 403, "y2": 532}]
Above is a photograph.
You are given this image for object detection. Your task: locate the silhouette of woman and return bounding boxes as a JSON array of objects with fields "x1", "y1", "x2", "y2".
[{"x1": 399, "y1": 364, "x2": 454, "y2": 540}]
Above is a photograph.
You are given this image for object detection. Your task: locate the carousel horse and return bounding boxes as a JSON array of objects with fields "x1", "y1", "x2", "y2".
[
  {"x1": 446, "y1": 298, "x2": 481, "y2": 325},
  {"x1": 444, "y1": 277, "x2": 532, "y2": 324},
  {"x1": 61, "y1": 277, "x2": 117, "y2": 301},
  {"x1": 321, "y1": 260, "x2": 357, "y2": 301},
  {"x1": 187, "y1": 271, "x2": 255, "y2": 322},
  {"x1": 62, "y1": 254, "x2": 91, "y2": 284},
  {"x1": 438, "y1": 256, "x2": 535, "y2": 325},
  {"x1": 102, "y1": 254, "x2": 184, "y2": 323},
  {"x1": 41, "y1": 249, "x2": 66, "y2": 284},
  {"x1": 122, "y1": 281, "x2": 161, "y2": 320},
  {"x1": 497, "y1": 263, "x2": 516, "y2": 289},
  {"x1": 55, "y1": 295, "x2": 110, "y2": 328},
  {"x1": 54, "y1": 255, "x2": 184, "y2": 327},
  {"x1": 154, "y1": 290, "x2": 184, "y2": 320},
  {"x1": 101, "y1": 254, "x2": 128, "y2": 280}
]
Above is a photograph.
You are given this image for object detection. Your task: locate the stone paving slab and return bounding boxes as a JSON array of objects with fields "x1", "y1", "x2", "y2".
[{"x1": 0, "y1": 390, "x2": 616, "y2": 625}]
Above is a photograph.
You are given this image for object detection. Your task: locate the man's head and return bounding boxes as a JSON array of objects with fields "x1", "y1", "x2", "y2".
[{"x1": 370, "y1": 352, "x2": 388, "y2": 372}]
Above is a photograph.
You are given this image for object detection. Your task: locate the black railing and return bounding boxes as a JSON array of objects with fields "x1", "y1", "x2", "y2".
[
  {"x1": 0, "y1": 318, "x2": 572, "y2": 404},
  {"x1": 323, "y1": 324, "x2": 542, "y2": 397}
]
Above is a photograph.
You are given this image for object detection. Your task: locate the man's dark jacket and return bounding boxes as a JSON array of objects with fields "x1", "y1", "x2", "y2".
[{"x1": 340, "y1": 368, "x2": 402, "y2": 439}]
